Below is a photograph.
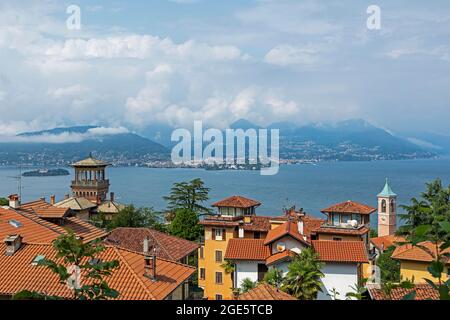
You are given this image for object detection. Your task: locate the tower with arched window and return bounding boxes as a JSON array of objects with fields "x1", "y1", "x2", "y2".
[
  {"x1": 70, "y1": 154, "x2": 110, "y2": 203},
  {"x1": 377, "y1": 179, "x2": 397, "y2": 237}
]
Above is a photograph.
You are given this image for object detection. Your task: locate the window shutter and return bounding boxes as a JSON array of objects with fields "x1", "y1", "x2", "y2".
[
  {"x1": 222, "y1": 229, "x2": 226, "y2": 241},
  {"x1": 212, "y1": 229, "x2": 216, "y2": 240}
]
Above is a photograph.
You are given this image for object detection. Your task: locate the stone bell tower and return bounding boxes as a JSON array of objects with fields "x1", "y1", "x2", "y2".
[{"x1": 377, "y1": 178, "x2": 397, "y2": 237}]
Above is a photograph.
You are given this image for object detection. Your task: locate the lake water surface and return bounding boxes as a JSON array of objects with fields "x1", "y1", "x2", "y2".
[{"x1": 1, "y1": 158, "x2": 449, "y2": 228}]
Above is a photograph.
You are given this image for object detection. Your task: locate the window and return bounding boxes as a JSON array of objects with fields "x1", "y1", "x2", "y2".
[
  {"x1": 254, "y1": 232, "x2": 261, "y2": 239},
  {"x1": 215, "y1": 272, "x2": 223, "y2": 284},
  {"x1": 332, "y1": 213, "x2": 340, "y2": 226},
  {"x1": 381, "y1": 200, "x2": 387, "y2": 213},
  {"x1": 257, "y1": 264, "x2": 268, "y2": 282},
  {"x1": 333, "y1": 237, "x2": 343, "y2": 241},
  {"x1": 199, "y1": 268, "x2": 205, "y2": 280},
  {"x1": 341, "y1": 214, "x2": 351, "y2": 224},
  {"x1": 390, "y1": 199, "x2": 395, "y2": 212},
  {"x1": 447, "y1": 268, "x2": 450, "y2": 276},
  {"x1": 214, "y1": 229, "x2": 224, "y2": 241},
  {"x1": 199, "y1": 246, "x2": 204, "y2": 259},
  {"x1": 352, "y1": 214, "x2": 361, "y2": 224},
  {"x1": 215, "y1": 250, "x2": 223, "y2": 263},
  {"x1": 215, "y1": 294, "x2": 223, "y2": 300},
  {"x1": 276, "y1": 242, "x2": 286, "y2": 252}
]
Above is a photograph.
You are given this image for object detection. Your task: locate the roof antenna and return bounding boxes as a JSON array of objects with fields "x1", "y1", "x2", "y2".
[{"x1": 7, "y1": 165, "x2": 24, "y2": 201}]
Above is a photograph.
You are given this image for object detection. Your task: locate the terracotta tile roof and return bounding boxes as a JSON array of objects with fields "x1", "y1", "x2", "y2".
[
  {"x1": 212, "y1": 196, "x2": 261, "y2": 208},
  {"x1": 367, "y1": 284, "x2": 439, "y2": 300},
  {"x1": 264, "y1": 221, "x2": 309, "y2": 246},
  {"x1": 392, "y1": 241, "x2": 450, "y2": 264},
  {"x1": 313, "y1": 225, "x2": 369, "y2": 236},
  {"x1": 105, "y1": 228, "x2": 199, "y2": 261},
  {"x1": 266, "y1": 250, "x2": 297, "y2": 266},
  {"x1": 0, "y1": 208, "x2": 60, "y2": 243},
  {"x1": 243, "y1": 216, "x2": 272, "y2": 232},
  {"x1": 302, "y1": 215, "x2": 325, "y2": 240},
  {"x1": 19, "y1": 199, "x2": 70, "y2": 219},
  {"x1": 64, "y1": 217, "x2": 109, "y2": 243},
  {"x1": 225, "y1": 239, "x2": 270, "y2": 261},
  {"x1": 54, "y1": 197, "x2": 97, "y2": 211},
  {"x1": 321, "y1": 200, "x2": 376, "y2": 215},
  {"x1": 0, "y1": 242, "x2": 195, "y2": 300},
  {"x1": 97, "y1": 201, "x2": 125, "y2": 214},
  {"x1": 311, "y1": 240, "x2": 369, "y2": 263},
  {"x1": 370, "y1": 235, "x2": 405, "y2": 251},
  {"x1": 0, "y1": 205, "x2": 107, "y2": 244},
  {"x1": 238, "y1": 283, "x2": 296, "y2": 300},
  {"x1": 72, "y1": 156, "x2": 109, "y2": 167}
]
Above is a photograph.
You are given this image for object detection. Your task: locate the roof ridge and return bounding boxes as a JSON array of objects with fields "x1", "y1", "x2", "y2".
[
  {"x1": 13, "y1": 209, "x2": 65, "y2": 236},
  {"x1": 111, "y1": 246, "x2": 155, "y2": 300},
  {"x1": 147, "y1": 229, "x2": 174, "y2": 261}
]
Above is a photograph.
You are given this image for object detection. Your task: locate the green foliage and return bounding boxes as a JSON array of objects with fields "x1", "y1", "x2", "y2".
[
  {"x1": 399, "y1": 179, "x2": 450, "y2": 300},
  {"x1": 109, "y1": 205, "x2": 165, "y2": 231},
  {"x1": 369, "y1": 229, "x2": 378, "y2": 238},
  {"x1": 164, "y1": 178, "x2": 212, "y2": 215},
  {"x1": 0, "y1": 197, "x2": 9, "y2": 206},
  {"x1": 282, "y1": 248, "x2": 325, "y2": 300},
  {"x1": 345, "y1": 279, "x2": 368, "y2": 300},
  {"x1": 263, "y1": 267, "x2": 284, "y2": 288},
  {"x1": 221, "y1": 260, "x2": 235, "y2": 274},
  {"x1": 169, "y1": 208, "x2": 203, "y2": 241},
  {"x1": 240, "y1": 278, "x2": 257, "y2": 293},
  {"x1": 14, "y1": 231, "x2": 119, "y2": 300},
  {"x1": 376, "y1": 246, "x2": 400, "y2": 283}
]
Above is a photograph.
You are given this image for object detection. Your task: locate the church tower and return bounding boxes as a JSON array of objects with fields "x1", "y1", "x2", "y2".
[{"x1": 377, "y1": 179, "x2": 397, "y2": 237}]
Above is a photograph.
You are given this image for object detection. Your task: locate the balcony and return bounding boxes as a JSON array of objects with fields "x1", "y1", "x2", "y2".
[{"x1": 71, "y1": 179, "x2": 110, "y2": 188}]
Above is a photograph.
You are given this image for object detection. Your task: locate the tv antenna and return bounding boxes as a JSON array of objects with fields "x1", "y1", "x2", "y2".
[{"x1": 7, "y1": 165, "x2": 24, "y2": 200}]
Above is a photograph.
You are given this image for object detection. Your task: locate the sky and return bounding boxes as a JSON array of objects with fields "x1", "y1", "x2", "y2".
[{"x1": 1, "y1": 0, "x2": 450, "y2": 138}]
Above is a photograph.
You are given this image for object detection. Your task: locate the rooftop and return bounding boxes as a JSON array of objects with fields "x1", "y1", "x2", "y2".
[
  {"x1": 321, "y1": 200, "x2": 376, "y2": 215},
  {"x1": 225, "y1": 239, "x2": 270, "y2": 261},
  {"x1": 54, "y1": 197, "x2": 97, "y2": 211},
  {"x1": 378, "y1": 179, "x2": 397, "y2": 198},
  {"x1": 392, "y1": 241, "x2": 450, "y2": 264},
  {"x1": 264, "y1": 220, "x2": 309, "y2": 246},
  {"x1": 105, "y1": 227, "x2": 199, "y2": 261},
  {"x1": 72, "y1": 155, "x2": 110, "y2": 167},
  {"x1": 266, "y1": 250, "x2": 297, "y2": 266},
  {"x1": 370, "y1": 235, "x2": 405, "y2": 251},
  {"x1": 0, "y1": 242, "x2": 195, "y2": 300},
  {"x1": 311, "y1": 240, "x2": 369, "y2": 263},
  {"x1": 367, "y1": 284, "x2": 439, "y2": 300},
  {"x1": 238, "y1": 283, "x2": 296, "y2": 300},
  {"x1": 212, "y1": 195, "x2": 261, "y2": 208}
]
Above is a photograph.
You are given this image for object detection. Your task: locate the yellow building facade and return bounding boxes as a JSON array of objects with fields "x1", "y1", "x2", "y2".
[{"x1": 400, "y1": 261, "x2": 449, "y2": 283}]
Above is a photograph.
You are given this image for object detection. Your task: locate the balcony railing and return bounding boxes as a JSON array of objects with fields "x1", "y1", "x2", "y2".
[{"x1": 71, "y1": 179, "x2": 110, "y2": 187}]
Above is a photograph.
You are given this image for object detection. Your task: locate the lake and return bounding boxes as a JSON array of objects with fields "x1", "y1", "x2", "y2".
[{"x1": 1, "y1": 158, "x2": 450, "y2": 229}]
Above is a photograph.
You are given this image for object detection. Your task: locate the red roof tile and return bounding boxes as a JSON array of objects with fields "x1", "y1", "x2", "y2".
[
  {"x1": 313, "y1": 225, "x2": 369, "y2": 236},
  {"x1": 225, "y1": 239, "x2": 270, "y2": 261},
  {"x1": 367, "y1": 284, "x2": 439, "y2": 300},
  {"x1": 312, "y1": 240, "x2": 369, "y2": 263},
  {"x1": 266, "y1": 250, "x2": 297, "y2": 266},
  {"x1": 264, "y1": 221, "x2": 309, "y2": 246},
  {"x1": 0, "y1": 243, "x2": 195, "y2": 300},
  {"x1": 392, "y1": 242, "x2": 450, "y2": 264},
  {"x1": 370, "y1": 235, "x2": 405, "y2": 251},
  {"x1": 238, "y1": 283, "x2": 296, "y2": 300},
  {"x1": 321, "y1": 201, "x2": 376, "y2": 215},
  {"x1": 212, "y1": 196, "x2": 261, "y2": 208},
  {"x1": 105, "y1": 228, "x2": 199, "y2": 261}
]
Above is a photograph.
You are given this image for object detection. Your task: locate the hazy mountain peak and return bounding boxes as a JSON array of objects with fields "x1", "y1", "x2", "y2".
[{"x1": 229, "y1": 119, "x2": 261, "y2": 130}]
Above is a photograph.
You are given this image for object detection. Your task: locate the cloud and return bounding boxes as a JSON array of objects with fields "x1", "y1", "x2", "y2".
[
  {"x1": 0, "y1": 126, "x2": 129, "y2": 144},
  {"x1": 264, "y1": 44, "x2": 320, "y2": 66},
  {"x1": 47, "y1": 85, "x2": 89, "y2": 98}
]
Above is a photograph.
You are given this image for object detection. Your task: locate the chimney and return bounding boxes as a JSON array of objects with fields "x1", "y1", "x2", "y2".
[
  {"x1": 297, "y1": 219, "x2": 304, "y2": 235},
  {"x1": 8, "y1": 194, "x2": 20, "y2": 209},
  {"x1": 50, "y1": 195, "x2": 56, "y2": 205},
  {"x1": 110, "y1": 192, "x2": 115, "y2": 203},
  {"x1": 65, "y1": 194, "x2": 70, "y2": 200},
  {"x1": 144, "y1": 247, "x2": 157, "y2": 281},
  {"x1": 40, "y1": 197, "x2": 46, "y2": 202},
  {"x1": 4, "y1": 234, "x2": 22, "y2": 256},
  {"x1": 238, "y1": 222, "x2": 244, "y2": 238}
]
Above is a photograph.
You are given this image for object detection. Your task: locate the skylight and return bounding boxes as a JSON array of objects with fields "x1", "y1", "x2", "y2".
[
  {"x1": 9, "y1": 220, "x2": 23, "y2": 228},
  {"x1": 31, "y1": 255, "x2": 45, "y2": 266}
]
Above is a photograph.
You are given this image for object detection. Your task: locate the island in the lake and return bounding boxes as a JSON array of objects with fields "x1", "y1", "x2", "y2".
[{"x1": 22, "y1": 169, "x2": 70, "y2": 177}]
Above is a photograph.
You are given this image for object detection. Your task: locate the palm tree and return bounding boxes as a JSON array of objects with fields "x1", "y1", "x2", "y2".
[
  {"x1": 263, "y1": 267, "x2": 284, "y2": 288},
  {"x1": 240, "y1": 278, "x2": 257, "y2": 293},
  {"x1": 282, "y1": 248, "x2": 324, "y2": 300},
  {"x1": 221, "y1": 260, "x2": 236, "y2": 289}
]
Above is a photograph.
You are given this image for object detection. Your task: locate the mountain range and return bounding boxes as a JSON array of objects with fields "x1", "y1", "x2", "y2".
[{"x1": 0, "y1": 119, "x2": 443, "y2": 166}]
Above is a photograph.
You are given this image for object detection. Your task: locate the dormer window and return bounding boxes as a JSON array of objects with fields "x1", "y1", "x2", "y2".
[{"x1": 276, "y1": 242, "x2": 286, "y2": 252}]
